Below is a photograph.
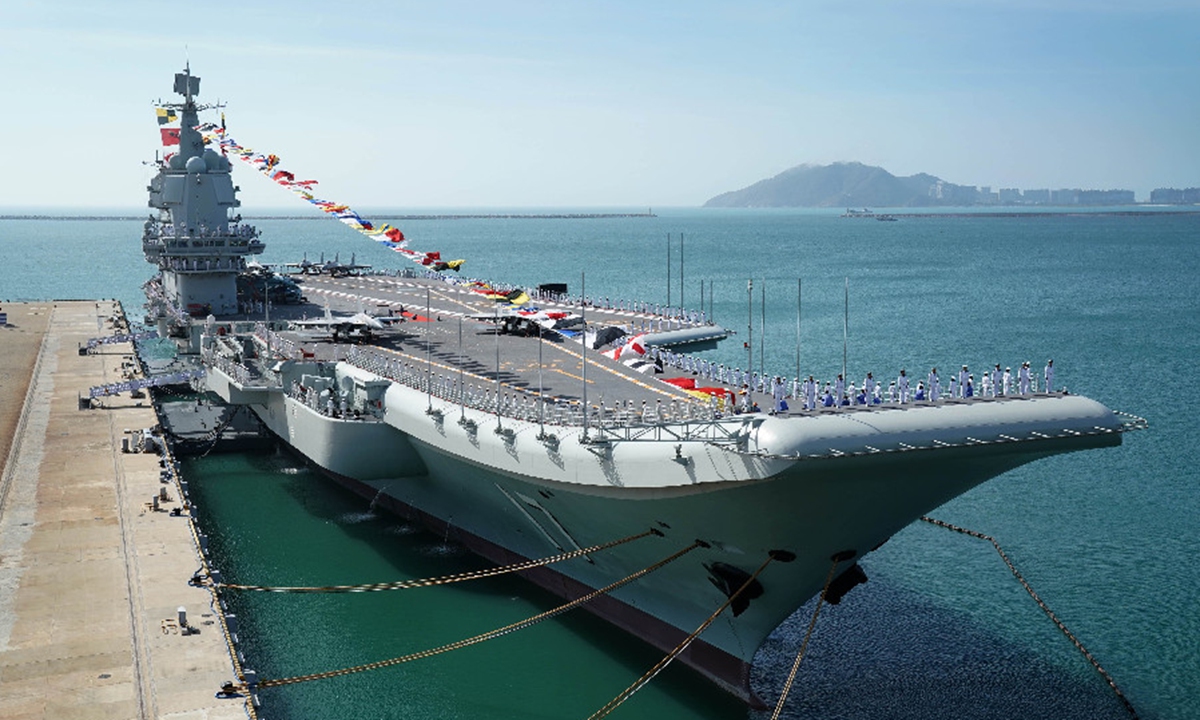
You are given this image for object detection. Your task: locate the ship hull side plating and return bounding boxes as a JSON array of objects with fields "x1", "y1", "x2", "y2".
[{"x1": 220, "y1": 364, "x2": 1122, "y2": 703}]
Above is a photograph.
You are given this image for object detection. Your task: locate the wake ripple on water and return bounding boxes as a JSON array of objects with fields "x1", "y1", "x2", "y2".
[
  {"x1": 385, "y1": 522, "x2": 423, "y2": 536},
  {"x1": 337, "y1": 511, "x2": 379, "y2": 525},
  {"x1": 420, "y1": 541, "x2": 467, "y2": 558}
]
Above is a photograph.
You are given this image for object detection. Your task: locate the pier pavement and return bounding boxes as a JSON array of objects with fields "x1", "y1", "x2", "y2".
[{"x1": 0, "y1": 301, "x2": 245, "y2": 720}]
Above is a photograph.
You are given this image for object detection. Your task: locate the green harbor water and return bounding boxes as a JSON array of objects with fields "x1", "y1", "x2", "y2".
[{"x1": 2, "y1": 207, "x2": 1197, "y2": 718}]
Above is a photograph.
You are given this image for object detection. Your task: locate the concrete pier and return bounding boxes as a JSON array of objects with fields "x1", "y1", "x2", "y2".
[{"x1": 0, "y1": 301, "x2": 248, "y2": 719}]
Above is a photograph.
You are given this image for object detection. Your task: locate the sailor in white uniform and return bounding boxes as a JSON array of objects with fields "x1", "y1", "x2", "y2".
[
  {"x1": 835, "y1": 374, "x2": 846, "y2": 407},
  {"x1": 864, "y1": 372, "x2": 877, "y2": 404},
  {"x1": 1002, "y1": 366, "x2": 1012, "y2": 396},
  {"x1": 958, "y1": 365, "x2": 969, "y2": 398},
  {"x1": 897, "y1": 369, "x2": 910, "y2": 403},
  {"x1": 992, "y1": 364, "x2": 1003, "y2": 396},
  {"x1": 1018, "y1": 362, "x2": 1031, "y2": 395},
  {"x1": 928, "y1": 367, "x2": 941, "y2": 402},
  {"x1": 804, "y1": 375, "x2": 817, "y2": 411},
  {"x1": 1045, "y1": 359, "x2": 1055, "y2": 392},
  {"x1": 772, "y1": 377, "x2": 787, "y2": 413}
]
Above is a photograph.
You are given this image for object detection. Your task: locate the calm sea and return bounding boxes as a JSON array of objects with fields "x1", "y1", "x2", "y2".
[{"x1": 2, "y1": 207, "x2": 1196, "y2": 719}]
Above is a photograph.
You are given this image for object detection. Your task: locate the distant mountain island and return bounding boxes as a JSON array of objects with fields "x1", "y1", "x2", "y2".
[{"x1": 702, "y1": 162, "x2": 1140, "y2": 208}]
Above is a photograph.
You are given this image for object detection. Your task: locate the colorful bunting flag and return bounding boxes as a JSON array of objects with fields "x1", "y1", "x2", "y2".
[{"x1": 192, "y1": 120, "x2": 464, "y2": 272}]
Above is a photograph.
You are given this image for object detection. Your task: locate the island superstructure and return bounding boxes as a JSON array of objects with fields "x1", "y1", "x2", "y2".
[
  {"x1": 142, "y1": 67, "x2": 1143, "y2": 706},
  {"x1": 143, "y1": 64, "x2": 263, "y2": 324}
]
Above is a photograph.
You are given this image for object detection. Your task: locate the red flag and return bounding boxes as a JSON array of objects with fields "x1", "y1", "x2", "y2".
[
  {"x1": 384, "y1": 228, "x2": 405, "y2": 243},
  {"x1": 161, "y1": 128, "x2": 181, "y2": 146}
]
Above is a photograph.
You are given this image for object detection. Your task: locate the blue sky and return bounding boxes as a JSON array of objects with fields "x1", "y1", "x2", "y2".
[{"x1": 1, "y1": 0, "x2": 1196, "y2": 208}]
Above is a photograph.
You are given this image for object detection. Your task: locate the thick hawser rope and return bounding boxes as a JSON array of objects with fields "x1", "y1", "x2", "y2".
[
  {"x1": 206, "y1": 528, "x2": 658, "y2": 594},
  {"x1": 921, "y1": 515, "x2": 1140, "y2": 720},
  {"x1": 226, "y1": 539, "x2": 702, "y2": 692}
]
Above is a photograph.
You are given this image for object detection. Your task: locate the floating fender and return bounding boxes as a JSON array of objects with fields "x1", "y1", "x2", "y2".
[
  {"x1": 825, "y1": 563, "x2": 868, "y2": 605},
  {"x1": 704, "y1": 561, "x2": 764, "y2": 617}
]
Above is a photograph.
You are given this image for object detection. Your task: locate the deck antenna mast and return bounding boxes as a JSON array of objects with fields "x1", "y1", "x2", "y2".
[
  {"x1": 760, "y1": 280, "x2": 766, "y2": 379},
  {"x1": 458, "y1": 315, "x2": 465, "y2": 423},
  {"x1": 843, "y1": 277, "x2": 849, "y2": 384},
  {"x1": 746, "y1": 278, "x2": 753, "y2": 390},
  {"x1": 679, "y1": 232, "x2": 684, "y2": 313},
  {"x1": 795, "y1": 278, "x2": 802, "y2": 389},
  {"x1": 666, "y1": 234, "x2": 671, "y2": 308},
  {"x1": 494, "y1": 304, "x2": 502, "y2": 430},
  {"x1": 537, "y1": 322, "x2": 545, "y2": 438},
  {"x1": 581, "y1": 271, "x2": 589, "y2": 441},
  {"x1": 426, "y1": 287, "x2": 433, "y2": 412},
  {"x1": 263, "y1": 274, "x2": 271, "y2": 356}
]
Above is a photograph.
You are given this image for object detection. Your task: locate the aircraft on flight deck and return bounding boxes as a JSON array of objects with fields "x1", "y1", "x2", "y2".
[
  {"x1": 283, "y1": 252, "x2": 373, "y2": 278},
  {"x1": 289, "y1": 301, "x2": 403, "y2": 342}
]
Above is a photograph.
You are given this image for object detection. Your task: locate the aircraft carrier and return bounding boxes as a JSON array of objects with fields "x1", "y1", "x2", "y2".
[{"x1": 139, "y1": 66, "x2": 1145, "y2": 705}]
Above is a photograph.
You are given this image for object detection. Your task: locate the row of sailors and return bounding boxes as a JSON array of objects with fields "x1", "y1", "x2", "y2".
[{"x1": 646, "y1": 348, "x2": 1058, "y2": 411}]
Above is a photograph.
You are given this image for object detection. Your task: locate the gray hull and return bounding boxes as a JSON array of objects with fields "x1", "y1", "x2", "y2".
[{"x1": 212, "y1": 360, "x2": 1124, "y2": 703}]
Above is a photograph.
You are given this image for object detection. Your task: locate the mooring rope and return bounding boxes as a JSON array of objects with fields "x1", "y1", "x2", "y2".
[
  {"x1": 586, "y1": 551, "x2": 781, "y2": 720},
  {"x1": 769, "y1": 553, "x2": 847, "y2": 720},
  {"x1": 209, "y1": 528, "x2": 658, "y2": 593},
  {"x1": 921, "y1": 516, "x2": 1139, "y2": 720},
  {"x1": 226, "y1": 539, "x2": 702, "y2": 692}
]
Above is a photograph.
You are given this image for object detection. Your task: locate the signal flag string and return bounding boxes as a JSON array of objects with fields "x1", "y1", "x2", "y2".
[{"x1": 185, "y1": 118, "x2": 465, "y2": 272}]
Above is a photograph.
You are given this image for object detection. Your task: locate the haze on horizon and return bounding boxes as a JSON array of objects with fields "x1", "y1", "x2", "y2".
[{"x1": 2, "y1": 0, "x2": 1196, "y2": 210}]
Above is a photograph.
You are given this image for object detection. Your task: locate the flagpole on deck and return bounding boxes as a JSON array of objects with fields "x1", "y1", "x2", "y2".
[{"x1": 679, "y1": 232, "x2": 684, "y2": 314}]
